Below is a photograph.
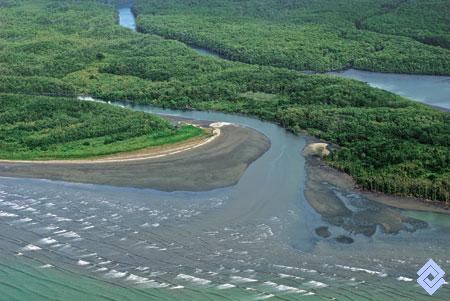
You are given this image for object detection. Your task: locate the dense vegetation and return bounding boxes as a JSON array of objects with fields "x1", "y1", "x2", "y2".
[
  {"x1": 0, "y1": 0, "x2": 204, "y2": 159},
  {"x1": 360, "y1": 0, "x2": 450, "y2": 50},
  {"x1": 0, "y1": 94, "x2": 203, "y2": 160},
  {"x1": 134, "y1": 0, "x2": 450, "y2": 75},
  {"x1": 0, "y1": 0, "x2": 448, "y2": 202}
]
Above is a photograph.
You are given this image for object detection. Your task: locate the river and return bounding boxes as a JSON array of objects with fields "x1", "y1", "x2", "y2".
[
  {"x1": 329, "y1": 69, "x2": 450, "y2": 110},
  {"x1": 118, "y1": 5, "x2": 450, "y2": 110},
  {"x1": 0, "y1": 5, "x2": 448, "y2": 301}
]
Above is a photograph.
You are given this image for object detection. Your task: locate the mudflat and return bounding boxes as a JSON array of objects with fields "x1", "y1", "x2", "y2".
[
  {"x1": 303, "y1": 141, "x2": 450, "y2": 216},
  {"x1": 304, "y1": 155, "x2": 431, "y2": 239},
  {"x1": 0, "y1": 125, "x2": 269, "y2": 191}
]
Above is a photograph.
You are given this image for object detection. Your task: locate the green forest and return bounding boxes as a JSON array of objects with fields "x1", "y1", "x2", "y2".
[
  {"x1": 0, "y1": 94, "x2": 204, "y2": 160},
  {"x1": 134, "y1": 0, "x2": 450, "y2": 75},
  {"x1": 360, "y1": 0, "x2": 450, "y2": 50},
  {"x1": 0, "y1": 0, "x2": 448, "y2": 202},
  {"x1": 0, "y1": 0, "x2": 204, "y2": 160}
]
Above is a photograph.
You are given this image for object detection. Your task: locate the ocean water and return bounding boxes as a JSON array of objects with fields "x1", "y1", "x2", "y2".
[{"x1": 1, "y1": 5, "x2": 449, "y2": 301}]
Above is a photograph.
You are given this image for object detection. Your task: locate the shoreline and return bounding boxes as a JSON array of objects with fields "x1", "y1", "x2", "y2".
[
  {"x1": 303, "y1": 140, "x2": 450, "y2": 215},
  {"x1": 0, "y1": 125, "x2": 270, "y2": 192},
  {"x1": 0, "y1": 123, "x2": 222, "y2": 164}
]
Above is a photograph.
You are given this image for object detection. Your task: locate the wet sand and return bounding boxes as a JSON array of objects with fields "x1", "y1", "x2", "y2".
[
  {"x1": 2, "y1": 103, "x2": 449, "y2": 300},
  {"x1": 303, "y1": 140, "x2": 450, "y2": 217},
  {"x1": 0, "y1": 125, "x2": 270, "y2": 191},
  {"x1": 304, "y1": 154, "x2": 430, "y2": 237}
]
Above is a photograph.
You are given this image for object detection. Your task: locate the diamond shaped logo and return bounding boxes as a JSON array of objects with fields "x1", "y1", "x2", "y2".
[{"x1": 417, "y1": 259, "x2": 446, "y2": 295}]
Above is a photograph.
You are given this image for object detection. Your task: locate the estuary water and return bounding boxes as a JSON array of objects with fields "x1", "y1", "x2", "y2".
[
  {"x1": 1, "y1": 103, "x2": 449, "y2": 301},
  {"x1": 0, "y1": 5, "x2": 448, "y2": 301}
]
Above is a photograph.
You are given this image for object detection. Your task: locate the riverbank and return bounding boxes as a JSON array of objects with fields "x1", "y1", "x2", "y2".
[
  {"x1": 0, "y1": 123, "x2": 217, "y2": 164},
  {"x1": 0, "y1": 94, "x2": 208, "y2": 161},
  {"x1": 0, "y1": 124, "x2": 270, "y2": 191},
  {"x1": 303, "y1": 140, "x2": 450, "y2": 216}
]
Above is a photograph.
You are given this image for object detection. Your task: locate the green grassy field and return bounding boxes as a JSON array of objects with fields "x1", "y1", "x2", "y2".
[{"x1": 0, "y1": 0, "x2": 448, "y2": 202}]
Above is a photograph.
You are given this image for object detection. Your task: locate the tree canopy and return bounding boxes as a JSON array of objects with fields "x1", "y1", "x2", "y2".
[{"x1": 0, "y1": 0, "x2": 448, "y2": 201}]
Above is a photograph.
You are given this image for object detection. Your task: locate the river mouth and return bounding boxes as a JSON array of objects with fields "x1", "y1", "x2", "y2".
[
  {"x1": 1, "y1": 4, "x2": 449, "y2": 301},
  {"x1": 2, "y1": 103, "x2": 450, "y2": 300}
]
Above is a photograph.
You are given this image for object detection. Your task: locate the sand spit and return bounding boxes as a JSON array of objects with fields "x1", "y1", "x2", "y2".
[
  {"x1": 0, "y1": 124, "x2": 222, "y2": 164},
  {"x1": 0, "y1": 125, "x2": 270, "y2": 191}
]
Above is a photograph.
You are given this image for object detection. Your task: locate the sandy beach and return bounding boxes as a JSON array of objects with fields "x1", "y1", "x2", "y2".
[
  {"x1": 0, "y1": 124, "x2": 270, "y2": 191},
  {"x1": 0, "y1": 123, "x2": 223, "y2": 164}
]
